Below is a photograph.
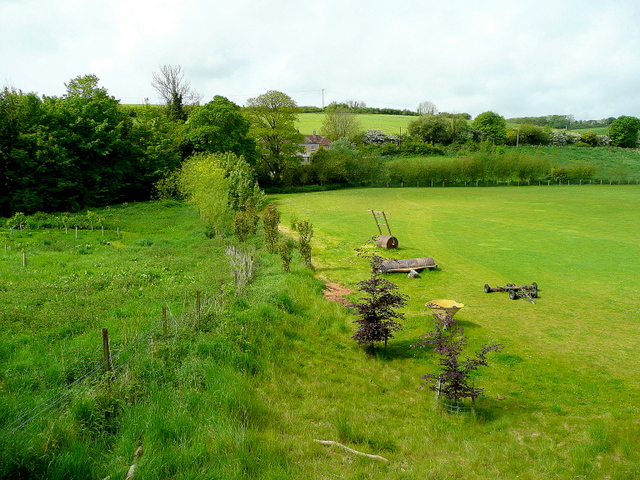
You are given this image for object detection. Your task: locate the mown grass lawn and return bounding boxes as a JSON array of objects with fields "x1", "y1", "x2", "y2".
[{"x1": 267, "y1": 185, "x2": 640, "y2": 479}]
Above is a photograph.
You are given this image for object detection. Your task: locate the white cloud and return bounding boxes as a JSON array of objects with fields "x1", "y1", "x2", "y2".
[{"x1": 1, "y1": 0, "x2": 640, "y2": 118}]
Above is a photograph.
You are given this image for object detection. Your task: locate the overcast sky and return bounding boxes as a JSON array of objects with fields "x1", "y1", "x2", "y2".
[{"x1": 2, "y1": 0, "x2": 639, "y2": 120}]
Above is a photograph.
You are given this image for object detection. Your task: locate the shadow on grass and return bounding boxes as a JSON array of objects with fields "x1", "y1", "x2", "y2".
[
  {"x1": 363, "y1": 339, "x2": 433, "y2": 361},
  {"x1": 455, "y1": 319, "x2": 482, "y2": 329}
]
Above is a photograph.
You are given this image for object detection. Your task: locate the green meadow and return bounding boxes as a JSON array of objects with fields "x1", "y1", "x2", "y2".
[
  {"x1": 1, "y1": 185, "x2": 640, "y2": 479},
  {"x1": 270, "y1": 185, "x2": 640, "y2": 478},
  {"x1": 297, "y1": 113, "x2": 415, "y2": 135}
]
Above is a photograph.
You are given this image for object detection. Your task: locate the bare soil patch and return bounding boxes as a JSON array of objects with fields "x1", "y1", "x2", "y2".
[{"x1": 323, "y1": 282, "x2": 354, "y2": 306}]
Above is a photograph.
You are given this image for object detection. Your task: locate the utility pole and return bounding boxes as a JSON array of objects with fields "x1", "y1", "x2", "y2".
[{"x1": 321, "y1": 89, "x2": 325, "y2": 109}]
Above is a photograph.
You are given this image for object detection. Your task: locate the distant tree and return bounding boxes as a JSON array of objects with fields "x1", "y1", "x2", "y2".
[
  {"x1": 344, "y1": 99, "x2": 367, "y2": 110},
  {"x1": 151, "y1": 65, "x2": 201, "y2": 121},
  {"x1": 408, "y1": 114, "x2": 452, "y2": 144},
  {"x1": 509, "y1": 123, "x2": 550, "y2": 146},
  {"x1": 608, "y1": 116, "x2": 640, "y2": 148},
  {"x1": 352, "y1": 254, "x2": 407, "y2": 350},
  {"x1": 244, "y1": 90, "x2": 304, "y2": 183},
  {"x1": 363, "y1": 129, "x2": 392, "y2": 145},
  {"x1": 186, "y1": 95, "x2": 257, "y2": 162},
  {"x1": 320, "y1": 102, "x2": 361, "y2": 142},
  {"x1": 472, "y1": 111, "x2": 507, "y2": 144},
  {"x1": 417, "y1": 101, "x2": 438, "y2": 116}
]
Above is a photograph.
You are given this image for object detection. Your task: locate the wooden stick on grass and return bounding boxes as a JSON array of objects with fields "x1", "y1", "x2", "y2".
[{"x1": 313, "y1": 439, "x2": 389, "y2": 463}]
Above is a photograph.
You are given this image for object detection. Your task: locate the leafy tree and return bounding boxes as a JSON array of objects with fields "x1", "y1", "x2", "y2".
[
  {"x1": 352, "y1": 254, "x2": 407, "y2": 350},
  {"x1": 508, "y1": 123, "x2": 550, "y2": 146},
  {"x1": 129, "y1": 101, "x2": 183, "y2": 197},
  {"x1": 186, "y1": 96, "x2": 257, "y2": 162},
  {"x1": 151, "y1": 65, "x2": 201, "y2": 121},
  {"x1": 244, "y1": 90, "x2": 304, "y2": 184},
  {"x1": 178, "y1": 154, "x2": 233, "y2": 236},
  {"x1": 320, "y1": 102, "x2": 361, "y2": 142},
  {"x1": 55, "y1": 75, "x2": 140, "y2": 208},
  {"x1": 408, "y1": 114, "x2": 453, "y2": 144},
  {"x1": 609, "y1": 116, "x2": 640, "y2": 148},
  {"x1": 193, "y1": 152, "x2": 264, "y2": 212},
  {"x1": 472, "y1": 111, "x2": 507, "y2": 144}
]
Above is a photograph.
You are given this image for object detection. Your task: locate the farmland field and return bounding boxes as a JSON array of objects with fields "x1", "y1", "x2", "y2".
[
  {"x1": 296, "y1": 113, "x2": 415, "y2": 135},
  {"x1": 269, "y1": 185, "x2": 640, "y2": 478},
  {"x1": 1, "y1": 185, "x2": 640, "y2": 479}
]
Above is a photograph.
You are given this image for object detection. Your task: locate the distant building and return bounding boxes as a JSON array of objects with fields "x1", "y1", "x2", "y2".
[{"x1": 298, "y1": 131, "x2": 331, "y2": 164}]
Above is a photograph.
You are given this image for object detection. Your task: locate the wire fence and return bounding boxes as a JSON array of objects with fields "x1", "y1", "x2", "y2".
[{"x1": 0, "y1": 291, "x2": 217, "y2": 440}]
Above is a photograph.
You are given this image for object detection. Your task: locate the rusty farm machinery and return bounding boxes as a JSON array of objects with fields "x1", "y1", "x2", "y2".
[{"x1": 483, "y1": 282, "x2": 539, "y2": 303}]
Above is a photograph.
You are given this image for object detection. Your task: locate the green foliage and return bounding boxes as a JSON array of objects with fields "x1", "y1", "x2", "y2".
[
  {"x1": 186, "y1": 95, "x2": 257, "y2": 162},
  {"x1": 232, "y1": 210, "x2": 256, "y2": 242},
  {"x1": 261, "y1": 203, "x2": 281, "y2": 254},
  {"x1": 0, "y1": 78, "x2": 179, "y2": 216},
  {"x1": 296, "y1": 220, "x2": 314, "y2": 269},
  {"x1": 320, "y1": 103, "x2": 362, "y2": 142},
  {"x1": 609, "y1": 115, "x2": 640, "y2": 147},
  {"x1": 407, "y1": 113, "x2": 470, "y2": 145},
  {"x1": 244, "y1": 90, "x2": 304, "y2": 184},
  {"x1": 178, "y1": 155, "x2": 232, "y2": 235},
  {"x1": 278, "y1": 238, "x2": 296, "y2": 272},
  {"x1": 472, "y1": 111, "x2": 507, "y2": 144}
]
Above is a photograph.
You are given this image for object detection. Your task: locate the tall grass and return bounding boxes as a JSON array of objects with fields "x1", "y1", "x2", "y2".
[{"x1": 3, "y1": 189, "x2": 640, "y2": 478}]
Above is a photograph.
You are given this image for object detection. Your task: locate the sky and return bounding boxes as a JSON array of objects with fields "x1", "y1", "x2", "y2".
[{"x1": 1, "y1": 0, "x2": 639, "y2": 120}]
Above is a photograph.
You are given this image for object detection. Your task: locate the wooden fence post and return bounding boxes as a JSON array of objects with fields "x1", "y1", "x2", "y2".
[{"x1": 102, "y1": 328, "x2": 112, "y2": 373}]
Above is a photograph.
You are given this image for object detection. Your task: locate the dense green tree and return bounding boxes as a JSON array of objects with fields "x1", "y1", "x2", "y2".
[
  {"x1": 320, "y1": 102, "x2": 361, "y2": 142},
  {"x1": 472, "y1": 111, "x2": 507, "y2": 144},
  {"x1": 608, "y1": 116, "x2": 640, "y2": 148},
  {"x1": 507, "y1": 123, "x2": 550, "y2": 146},
  {"x1": 54, "y1": 75, "x2": 138, "y2": 208},
  {"x1": 186, "y1": 96, "x2": 257, "y2": 162},
  {"x1": 128, "y1": 102, "x2": 183, "y2": 198},
  {"x1": 244, "y1": 90, "x2": 303, "y2": 184},
  {"x1": 0, "y1": 88, "x2": 59, "y2": 215},
  {"x1": 408, "y1": 114, "x2": 453, "y2": 144}
]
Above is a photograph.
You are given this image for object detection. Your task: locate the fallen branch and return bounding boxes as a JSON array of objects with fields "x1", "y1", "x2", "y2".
[
  {"x1": 313, "y1": 439, "x2": 389, "y2": 463},
  {"x1": 124, "y1": 444, "x2": 144, "y2": 480}
]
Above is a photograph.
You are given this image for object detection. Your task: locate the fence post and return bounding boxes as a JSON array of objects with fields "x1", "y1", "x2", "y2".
[
  {"x1": 22, "y1": 251, "x2": 27, "y2": 267},
  {"x1": 75, "y1": 226, "x2": 79, "y2": 239},
  {"x1": 102, "y1": 328, "x2": 112, "y2": 373},
  {"x1": 196, "y1": 291, "x2": 201, "y2": 319}
]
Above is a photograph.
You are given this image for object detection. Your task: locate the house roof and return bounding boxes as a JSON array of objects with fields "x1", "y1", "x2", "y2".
[{"x1": 302, "y1": 133, "x2": 331, "y2": 146}]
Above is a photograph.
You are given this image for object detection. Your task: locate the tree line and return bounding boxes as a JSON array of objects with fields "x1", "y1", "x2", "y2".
[{"x1": 2, "y1": 68, "x2": 640, "y2": 216}]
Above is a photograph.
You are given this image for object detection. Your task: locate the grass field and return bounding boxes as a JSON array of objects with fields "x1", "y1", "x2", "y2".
[
  {"x1": 269, "y1": 185, "x2": 640, "y2": 478},
  {"x1": 297, "y1": 113, "x2": 416, "y2": 135},
  {"x1": 1, "y1": 186, "x2": 640, "y2": 478}
]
